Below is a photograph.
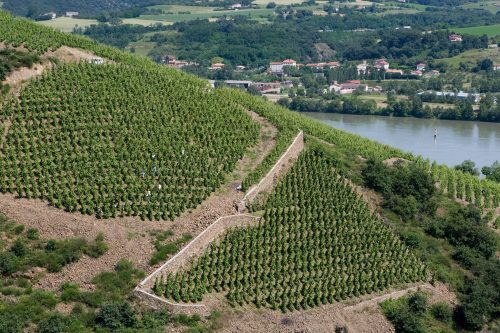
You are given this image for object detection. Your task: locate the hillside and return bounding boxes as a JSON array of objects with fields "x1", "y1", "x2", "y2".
[{"x1": 0, "y1": 10, "x2": 499, "y2": 333}]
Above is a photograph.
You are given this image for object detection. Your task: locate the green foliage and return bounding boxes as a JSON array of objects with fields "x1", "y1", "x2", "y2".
[
  {"x1": 454, "y1": 160, "x2": 479, "y2": 176},
  {"x1": 96, "y1": 302, "x2": 136, "y2": 330},
  {"x1": 0, "y1": 48, "x2": 41, "y2": 81},
  {"x1": 363, "y1": 159, "x2": 436, "y2": 220},
  {"x1": 430, "y1": 302, "x2": 452, "y2": 323},
  {"x1": 155, "y1": 150, "x2": 426, "y2": 310},
  {"x1": 150, "y1": 233, "x2": 192, "y2": 266}
]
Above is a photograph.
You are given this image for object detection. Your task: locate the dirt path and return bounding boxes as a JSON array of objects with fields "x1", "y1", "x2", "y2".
[
  {"x1": 0, "y1": 110, "x2": 278, "y2": 291},
  {"x1": 215, "y1": 282, "x2": 456, "y2": 333}
]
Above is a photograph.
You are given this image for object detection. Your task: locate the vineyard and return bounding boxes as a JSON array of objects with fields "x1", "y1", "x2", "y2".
[
  {"x1": 0, "y1": 63, "x2": 259, "y2": 219},
  {"x1": 152, "y1": 150, "x2": 427, "y2": 311}
]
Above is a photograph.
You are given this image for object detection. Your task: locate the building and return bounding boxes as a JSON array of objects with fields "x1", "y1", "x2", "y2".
[
  {"x1": 224, "y1": 80, "x2": 253, "y2": 89},
  {"x1": 209, "y1": 63, "x2": 225, "y2": 71},
  {"x1": 424, "y1": 70, "x2": 440, "y2": 78},
  {"x1": 385, "y1": 69, "x2": 404, "y2": 75},
  {"x1": 230, "y1": 3, "x2": 242, "y2": 9},
  {"x1": 166, "y1": 58, "x2": 189, "y2": 69},
  {"x1": 254, "y1": 82, "x2": 281, "y2": 93},
  {"x1": 449, "y1": 34, "x2": 463, "y2": 42},
  {"x1": 489, "y1": 44, "x2": 499, "y2": 49},
  {"x1": 88, "y1": 57, "x2": 104, "y2": 65},
  {"x1": 411, "y1": 70, "x2": 423, "y2": 76},
  {"x1": 66, "y1": 11, "x2": 79, "y2": 17},
  {"x1": 329, "y1": 80, "x2": 368, "y2": 94},
  {"x1": 325, "y1": 61, "x2": 340, "y2": 69},
  {"x1": 269, "y1": 59, "x2": 297, "y2": 75},
  {"x1": 418, "y1": 91, "x2": 481, "y2": 103},
  {"x1": 374, "y1": 59, "x2": 389, "y2": 70},
  {"x1": 235, "y1": 65, "x2": 246, "y2": 71},
  {"x1": 357, "y1": 61, "x2": 368, "y2": 74},
  {"x1": 494, "y1": 64, "x2": 500, "y2": 71},
  {"x1": 42, "y1": 12, "x2": 57, "y2": 19},
  {"x1": 416, "y1": 63, "x2": 426, "y2": 71}
]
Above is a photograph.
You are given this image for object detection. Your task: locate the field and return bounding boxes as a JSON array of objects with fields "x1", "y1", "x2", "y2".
[
  {"x1": 37, "y1": 17, "x2": 99, "y2": 33},
  {"x1": 454, "y1": 24, "x2": 500, "y2": 37},
  {"x1": 437, "y1": 47, "x2": 500, "y2": 68},
  {"x1": 38, "y1": 17, "x2": 170, "y2": 33},
  {"x1": 461, "y1": 0, "x2": 500, "y2": 13},
  {"x1": 140, "y1": 4, "x2": 275, "y2": 23}
]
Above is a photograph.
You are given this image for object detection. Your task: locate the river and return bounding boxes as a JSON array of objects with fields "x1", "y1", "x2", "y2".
[{"x1": 303, "y1": 113, "x2": 500, "y2": 169}]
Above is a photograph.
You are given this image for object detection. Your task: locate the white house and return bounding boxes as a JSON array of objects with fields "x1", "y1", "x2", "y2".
[
  {"x1": 374, "y1": 59, "x2": 389, "y2": 70},
  {"x1": 209, "y1": 63, "x2": 225, "y2": 71},
  {"x1": 66, "y1": 11, "x2": 79, "y2": 17},
  {"x1": 449, "y1": 34, "x2": 463, "y2": 42},
  {"x1": 43, "y1": 12, "x2": 57, "y2": 19},
  {"x1": 493, "y1": 64, "x2": 500, "y2": 71},
  {"x1": 416, "y1": 63, "x2": 426, "y2": 71},
  {"x1": 357, "y1": 61, "x2": 368, "y2": 74},
  {"x1": 269, "y1": 59, "x2": 297, "y2": 75}
]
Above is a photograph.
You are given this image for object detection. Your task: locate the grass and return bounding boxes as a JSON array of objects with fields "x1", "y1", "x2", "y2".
[
  {"x1": 461, "y1": 0, "x2": 500, "y2": 14},
  {"x1": 37, "y1": 17, "x2": 98, "y2": 33},
  {"x1": 437, "y1": 48, "x2": 500, "y2": 69},
  {"x1": 454, "y1": 24, "x2": 500, "y2": 37},
  {"x1": 37, "y1": 17, "x2": 170, "y2": 33},
  {"x1": 140, "y1": 5, "x2": 276, "y2": 23}
]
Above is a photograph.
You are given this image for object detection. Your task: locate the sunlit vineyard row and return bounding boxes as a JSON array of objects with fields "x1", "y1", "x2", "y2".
[
  {"x1": 227, "y1": 90, "x2": 500, "y2": 208},
  {"x1": 153, "y1": 150, "x2": 427, "y2": 311},
  {"x1": 0, "y1": 63, "x2": 259, "y2": 219}
]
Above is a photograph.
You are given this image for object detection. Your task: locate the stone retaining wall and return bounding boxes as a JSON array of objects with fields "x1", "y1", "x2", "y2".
[{"x1": 240, "y1": 131, "x2": 304, "y2": 211}]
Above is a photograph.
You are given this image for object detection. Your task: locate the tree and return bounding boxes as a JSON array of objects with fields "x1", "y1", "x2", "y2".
[
  {"x1": 266, "y1": 2, "x2": 276, "y2": 8},
  {"x1": 481, "y1": 161, "x2": 500, "y2": 182},
  {"x1": 96, "y1": 302, "x2": 136, "y2": 330},
  {"x1": 454, "y1": 160, "x2": 479, "y2": 176}
]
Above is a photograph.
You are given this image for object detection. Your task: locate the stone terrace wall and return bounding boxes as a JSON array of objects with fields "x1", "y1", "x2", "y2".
[{"x1": 240, "y1": 131, "x2": 304, "y2": 210}]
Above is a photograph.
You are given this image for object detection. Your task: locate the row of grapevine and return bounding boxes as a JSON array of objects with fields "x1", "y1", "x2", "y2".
[
  {"x1": 153, "y1": 150, "x2": 426, "y2": 311},
  {"x1": 416, "y1": 158, "x2": 500, "y2": 209},
  {"x1": 0, "y1": 63, "x2": 260, "y2": 219},
  {"x1": 227, "y1": 90, "x2": 500, "y2": 209}
]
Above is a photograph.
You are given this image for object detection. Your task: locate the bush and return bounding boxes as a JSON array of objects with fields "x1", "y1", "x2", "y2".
[
  {"x1": 400, "y1": 231, "x2": 422, "y2": 249},
  {"x1": 96, "y1": 302, "x2": 136, "y2": 330},
  {"x1": 26, "y1": 228, "x2": 39, "y2": 240},
  {"x1": 36, "y1": 313, "x2": 69, "y2": 333},
  {"x1": 10, "y1": 239, "x2": 27, "y2": 257},
  {"x1": 430, "y1": 302, "x2": 452, "y2": 323},
  {"x1": 0, "y1": 251, "x2": 19, "y2": 275},
  {"x1": 408, "y1": 292, "x2": 427, "y2": 316}
]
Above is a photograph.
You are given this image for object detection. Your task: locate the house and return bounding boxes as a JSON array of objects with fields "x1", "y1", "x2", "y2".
[
  {"x1": 368, "y1": 85, "x2": 383, "y2": 93},
  {"x1": 411, "y1": 70, "x2": 423, "y2": 76},
  {"x1": 489, "y1": 44, "x2": 499, "y2": 49},
  {"x1": 166, "y1": 58, "x2": 190, "y2": 69},
  {"x1": 65, "y1": 11, "x2": 79, "y2": 17},
  {"x1": 329, "y1": 80, "x2": 367, "y2": 94},
  {"x1": 416, "y1": 63, "x2": 426, "y2": 71},
  {"x1": 209, "y1": 63, "x2": 225, "y2": 71},
  {"x1": 385, "y1": 69, "x2": 404, "y2": 75},
  {"x1": 449, "y1": 34, "x2": 463, "y2": 42},
  {"x1": 235, "y1": 65, "x2": 246, "y2": 71},
  {"x1": 88, "y1": 57, "x2": 104, "y2": 65},
  {"x1": 224, "y1": 80, "x2": 253, "y2": 89},
  {"x1": 425, "y1": 70, "x2": 440, "y2": 77},
  {"x1": 494, "y1": 64, "x2": 500, "y2": 71},
  {"x1": 42, "y1": 12, "x2": 57, "y2": 19},
  {"x1": 230, "y1": 3, "x2": 242, "y2": 9},
  {"x1": 374, "y1": 59, "x2": 389, "y2": 70},
  {"x1": 357, "y1": 61, "x2": 368, "y2": 74},
  {"x1": 254, "y1": 82, "x2": 281, "y2": 93},
  {"x1": 269, "y1": 59, "x2": 297, "y2": 75},
  {"x1": 325, "y1": 61, "x2": 340, "y2": 69}
]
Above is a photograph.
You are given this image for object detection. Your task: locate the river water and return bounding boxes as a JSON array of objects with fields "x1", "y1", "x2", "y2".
[{"x1": 303, "y1": 112, "x2": 500, "y2": 169}]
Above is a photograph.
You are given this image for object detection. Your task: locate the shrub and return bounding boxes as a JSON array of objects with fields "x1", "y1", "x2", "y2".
[
  {"x1": 430, "y1": 302, "x2": 452, "y2": 323},
  {"x1": 36, "y1": 313, "x2": 69, "y2": 333},
  {"x1": 26, "y1": 228, "x2": 39, "y2": 240},
  {"x1": 0, "y1": 251, "x2": 19, "y2": 275},
  {"x1": 96, "y1": 302, "x2": 136, "y2": 330},
  {"x1": 10, "y1": 239, "x2": 27, "y2": 257},
  {"x1": 408, "y1": 292, "x2": 427, "y2": 316},
  {"x1": 400, "y1": 231, "x2": 422, "y2": 249}
]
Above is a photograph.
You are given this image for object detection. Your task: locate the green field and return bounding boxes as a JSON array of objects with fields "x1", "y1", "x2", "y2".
[
  {"x1": 454, "y1": 24, "x2": 500, "y2": 37},
  {"x1": 140, "y1": 4, "x2": 275, "y2": 23},
  {"x1": 461, "y1": 0, "x2": 500, "y2": 13},
  {"x1": 38, "y1": 17, "x2": 170, "y2": 33},
  {"x1": 438, "y1": 48, "x2": 500, "y2": 68},
  {"x1": 38, "y1": 17, "x2": 99, "y2": 33}
]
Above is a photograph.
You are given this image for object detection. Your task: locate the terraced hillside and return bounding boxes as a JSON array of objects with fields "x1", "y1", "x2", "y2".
[
  {"x1": 0, "y1": 63, "x2": 258, "y2": 219},
  {"x1": 153, "y1": 149, "x2": 427, "y2": 311}
]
